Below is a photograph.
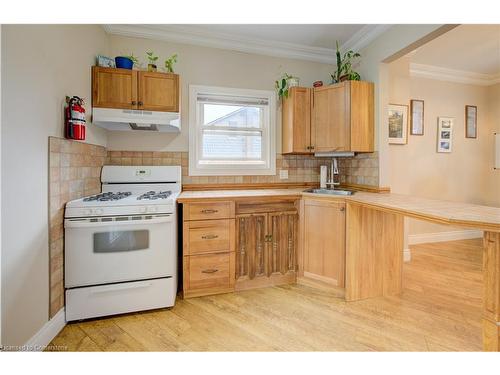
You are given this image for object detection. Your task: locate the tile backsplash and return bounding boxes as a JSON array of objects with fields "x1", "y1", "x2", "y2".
[
  {"x1": 48, "y1": 137, "x2": 106, "y2": 317},
  {"x1": 105, "y1": 151, "x2": 379, "y2": 187}
]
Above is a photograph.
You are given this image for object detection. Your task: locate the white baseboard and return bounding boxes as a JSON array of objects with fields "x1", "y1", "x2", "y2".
[
  {"x1": 408, "y1": 229, "x2": 483, "y2": 245},
  {"x1": 24, "y1": 308, "x2": 66, "y2": 351},
  {"x1": 403, "y1": 248, "x2": 412, "y2": 262}
]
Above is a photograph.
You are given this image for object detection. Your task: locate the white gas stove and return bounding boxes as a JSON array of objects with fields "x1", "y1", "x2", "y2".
[{"x1": 64, "y1": 165, "x2": 181, "y2": 321}]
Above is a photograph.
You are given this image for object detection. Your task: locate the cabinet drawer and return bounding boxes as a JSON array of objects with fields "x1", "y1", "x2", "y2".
[
  {"x1": 184, "y1": 201, "x2": 234, "y2": 221},
  {"x1": 185, "y1": 253, "x2": 234, "y2": 291},
  {"x1": 185, "y1": 219, "x2": 234, "y2": 255}
]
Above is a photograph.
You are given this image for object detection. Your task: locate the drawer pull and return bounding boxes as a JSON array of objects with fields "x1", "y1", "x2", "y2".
[
  {"x1": 201, "y1": 209, "x2": 218, "y2": 214},
  {"x1": 201, "y1": 268, "x2": 219, "y2": 274},
  {"x1": 201, "y1": 234, "x2": 219, "y2": 240}
]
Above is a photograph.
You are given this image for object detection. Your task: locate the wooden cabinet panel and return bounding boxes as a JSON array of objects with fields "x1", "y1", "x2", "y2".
[
  {"x1": 184, "y1": 219, "x2": 234, "y2": 255},
  {"x1": 350, "y1": 81, "x2": 375, "y2": 152},
  {"x1": 282, "y1": 87, "x2": 312, "y2": 154},
  {"x1": 235, "y1": 206, "x2": 298, "y2": 290},
  {"x1": 313, "y1": 84, "x2": 348, "y2": 152},
  {"x1": 269, "y1": 211, "x2": 298, "y2": 275},
  {"x1": 236, "y1": 214, "x2": 267, "y2": 281},
  {"x1": 303, "y1": 199, "x2": 346, "y2": 287},
  {"x1": 138, "y1": 71, "x2": 179, "y2": 112},
  {"x1": 184, "y1": 252, "x2": 234, "y2": 292},
  {"x1": 184, "y1": 201, "x2": 235, "y2": 221},
  {"x1": 92, "y1": 67, "x2": 137, "y2": 109},
  {"x1": 312, "y1": 81, "x2": 374, "y2": 153}
]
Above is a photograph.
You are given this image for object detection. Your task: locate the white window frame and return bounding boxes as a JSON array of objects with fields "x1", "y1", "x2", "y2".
[{"x1": 189, "y1": 84, "x2": 276, "y2": 176}]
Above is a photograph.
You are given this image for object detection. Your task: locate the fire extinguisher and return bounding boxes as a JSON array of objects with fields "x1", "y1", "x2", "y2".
[{"x1": 65, "y1": 96, "x2": 86, "y2": 140}]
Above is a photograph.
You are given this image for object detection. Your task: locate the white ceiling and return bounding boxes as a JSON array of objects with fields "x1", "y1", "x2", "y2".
[
  {"x1": 410, "y1": 24, "x2": 500, "y2": 75},
  {"x1": 103, "y1": 24, "x2": 391, "y2": 64}
]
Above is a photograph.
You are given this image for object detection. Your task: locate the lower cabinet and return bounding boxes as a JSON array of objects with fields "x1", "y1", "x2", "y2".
[
  {"x1": 182, "y1": 198, "x2": 299, "y2": 298},
  {"x1": 235, "y1": 203, "x2": 298, "y2": 290},
  {"x1": 183, "y1": 252, "x2": 235, "y2": 297},
  {"x1": 302, "y1": 198, "x2": 346, "y2": 287}
]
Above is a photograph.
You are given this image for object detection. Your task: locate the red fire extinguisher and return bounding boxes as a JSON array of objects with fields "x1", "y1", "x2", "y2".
[{"x1": 65, "y1": 96, "x2": 86, "y2": 140}]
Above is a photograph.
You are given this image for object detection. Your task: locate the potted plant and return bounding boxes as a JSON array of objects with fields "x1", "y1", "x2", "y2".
[
  {"x1": 331, "y1": 41, "x2": 361, "y2": 84},
  {"x1": 164, "y1": 54, "x2": 178, "y2": 73},
  {"x1": 275, "y1": 73, "x2": 300, "y2": 99},
  {"x1": 146, "y1": 51, "x2": 159, "y2": 72}
]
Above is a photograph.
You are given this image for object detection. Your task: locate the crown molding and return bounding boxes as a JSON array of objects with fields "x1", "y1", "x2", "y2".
[
  {"x1": 340, "y1": 24, "x2": 393, "y2": 52},
  {"x1": 103, "y1": 24, "x2": 335, "y2": 64},
  {"x1": 410, "y1": 63, "x2": 500, "y2": 86},
  {"x1": 103, "y1": 24, "x2": 390, "y2": 64}
]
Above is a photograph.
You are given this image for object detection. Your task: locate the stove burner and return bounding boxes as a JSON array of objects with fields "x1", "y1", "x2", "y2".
[
  {"x1": 83, "y1": 191, "x2": 132, "y2": 202},
  {"x1": 137, "y1": 191, "x2": 172, "y2": 200}
]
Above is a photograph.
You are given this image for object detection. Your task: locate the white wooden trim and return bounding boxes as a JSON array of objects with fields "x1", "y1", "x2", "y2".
[
  {"x1": 102, "y1": 24, "x2": 390, "y2": 64},
  {"x1": 188, "y1": 85, "x2": 276, "y2": 176},
  {"x1": 341, "y1": 25, "x2": 393, "y2": 52},
  {"x1": 408, "y1": 229, "x2": 483, "y2": 245},
  {"x1": 22, "y1": 308, "x2": 66, "y2": 351},
  {"x1": 410, "y1": 63, "x2": 500, "y2": 86}
]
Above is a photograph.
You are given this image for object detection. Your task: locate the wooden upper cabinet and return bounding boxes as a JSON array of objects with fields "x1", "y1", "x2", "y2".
[
  {"x1": 92, "y1": 66, "x2": 180, "y2": 112},
  {"x1": 92, "y1": 66, "x2": 137, "y2": 109},
  {"x1": 312, "y1": 81, "x2": 374, "y2": 152},
  {"x1": 282, "y1": 87, "x2": 312, "y2": 154},
  {"x1": 138, "y1": 71, "x2": 179, "y2": 112}
]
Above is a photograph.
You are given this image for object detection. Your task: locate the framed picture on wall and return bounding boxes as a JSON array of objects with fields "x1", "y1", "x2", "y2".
[
  {"x1": 388, "y1": 104, "x2": 408, "y2": 144},
  {"x1": 410, "y1": 99, "x2": 424, "y2": 135},
  {"x1": 437, "y1": 117, "x2": 454, "y2": 153},
  {"x1": 465, "y1": 105, "x2": 477, "y2": 138}
]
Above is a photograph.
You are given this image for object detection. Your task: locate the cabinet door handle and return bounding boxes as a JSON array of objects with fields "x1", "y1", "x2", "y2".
[
  {"x1": 201, "y1": 269, "x2": 219, "y2": 274},
  {"x1": 340, "y1": 207, "x2": 345, "y2": 212},
  {"x1": 131, "y1": 101, "x2": 137, "y2": 106},
  {"x1": 201, "y1": 234, "x2": 219, "y2": 240},
  {"x1": 310, "y1": 145, "x2": 315, "y2": 150},
  {"x1": 138, "y1": 101, "x2": 143, "y2": 106},
  {"x1": 201, "y1": 209, "x2": 218, "y2": 214}
]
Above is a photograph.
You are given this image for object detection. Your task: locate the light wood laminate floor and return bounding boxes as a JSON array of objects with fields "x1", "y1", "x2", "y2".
[{"x1": 48, "y1": 238, "x2": 483, "y2": 351}]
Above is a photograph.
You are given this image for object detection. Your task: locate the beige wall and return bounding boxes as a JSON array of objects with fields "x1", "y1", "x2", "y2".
[
  {"x1": 388, "y1": 58, "x2": 500, "y2": 236},
  {"x1": 1, "y1": 25, "x2": 109, "y2": 346},
  {"x1": 105, "y1": 34, "x2": 332, "y2": 152},
  {"x1": 357, "y1": 25, "x2": 451, "y2": 186}
]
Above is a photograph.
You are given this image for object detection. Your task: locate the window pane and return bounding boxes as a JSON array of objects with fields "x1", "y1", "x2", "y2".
[
  {"x1": 202, "y1": 129, "x2": 262, "y2": 159},
  {"x1": 203, "y1": 104, "x2": 262, "y2": 129}
]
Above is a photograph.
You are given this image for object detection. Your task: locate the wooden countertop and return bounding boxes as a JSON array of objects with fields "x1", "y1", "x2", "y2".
[
  {"x1": 177, "y1": 188, "x2": 304, "y2": 201},
  {"x1": 179, "y1": 188, "x2": 500, "y2": 232},
  {"x1": 304, "y1": 191, "x2": 500, "y2": 232}
]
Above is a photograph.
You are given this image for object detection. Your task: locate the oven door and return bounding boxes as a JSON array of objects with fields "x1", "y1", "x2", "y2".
[{"x1": 64, "y1": 214, "x2": 176, "y2": 288}]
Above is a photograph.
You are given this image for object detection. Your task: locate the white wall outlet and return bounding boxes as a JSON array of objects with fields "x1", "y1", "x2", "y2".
[{"x1": 279, "y1": 169, "x2": 288, "y2": 179}]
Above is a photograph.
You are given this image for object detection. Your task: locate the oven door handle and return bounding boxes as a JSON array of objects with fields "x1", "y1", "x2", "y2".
[
  {"x1": 90, "y1": 281, "x2": 154, "y2": 294},
  {"x1": 64, "y1": 215, "x2": 173, "y2": 228}
]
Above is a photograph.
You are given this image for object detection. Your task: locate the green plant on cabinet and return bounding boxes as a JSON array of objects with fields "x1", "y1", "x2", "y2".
[
  {"x1": 164, "y1": 54, "x2": 178, "y2": 73},
  {"x1": 331, "y1": 41, "x2": 361, "y2": 84}
]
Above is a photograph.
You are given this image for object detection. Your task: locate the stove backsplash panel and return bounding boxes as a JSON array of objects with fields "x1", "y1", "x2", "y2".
[{"x1": 48, "y1": 137, "x2": 106, "y2": 317}]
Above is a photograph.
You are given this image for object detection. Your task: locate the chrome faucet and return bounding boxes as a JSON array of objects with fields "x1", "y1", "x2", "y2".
[{"x1": 325, "y1": 157, "x2": 340, "y2": 189}]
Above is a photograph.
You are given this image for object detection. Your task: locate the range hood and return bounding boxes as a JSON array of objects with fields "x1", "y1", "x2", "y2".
[{"x1": 92, "y1": 108, "x2": 180, "y2": 132}]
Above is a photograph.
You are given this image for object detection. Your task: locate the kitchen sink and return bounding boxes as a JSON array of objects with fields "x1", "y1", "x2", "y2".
[{"x1": 304, "y1": 188, "x2": 355, "y2": 196}]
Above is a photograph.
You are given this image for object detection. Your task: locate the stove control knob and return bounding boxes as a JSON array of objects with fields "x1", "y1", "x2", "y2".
[
  {"x1": 95, "y1": 208, "x2": 103, "y2": 216},
  {"x1": 139, "y1": 207, "x2": 147, "y2": 214},
  {"x1": 83, "y1": 209, "x2": 92, "y2": 216},
  {"x1": 147, "y1": 206, "x2": 157, "y2": 213}
]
